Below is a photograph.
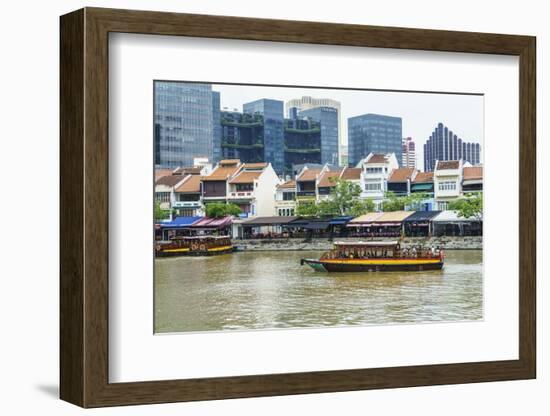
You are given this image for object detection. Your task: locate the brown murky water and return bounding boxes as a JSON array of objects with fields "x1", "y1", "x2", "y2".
[{"x1": 154, "y1": 250, "x2": 483, "y2": 333}]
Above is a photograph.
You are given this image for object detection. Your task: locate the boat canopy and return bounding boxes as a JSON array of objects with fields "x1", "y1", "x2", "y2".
[{"x1": 333, "y1": 240, "x2": 399, "y2": 247}]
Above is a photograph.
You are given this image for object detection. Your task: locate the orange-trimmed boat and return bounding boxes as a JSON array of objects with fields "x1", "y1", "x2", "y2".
[
  {"x1": 301, "y1": 241, "x2": 444, "y2": 272},
  {"x1": 155, "y1": 235, "x2": 233, "y2": 257}
]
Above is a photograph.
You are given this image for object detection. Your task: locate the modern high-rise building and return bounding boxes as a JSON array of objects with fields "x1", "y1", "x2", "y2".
[
  {"x1": 299, "y1": 107, "x2": 339, "y2": 167},
  {"x1": 347, "y1": 114, "x2": 403, "y2": 167},
  {"x1": 211, "y1": 91, "x2": 222, "y2": 164},
  {"x1": 423, "y1": 123, "x2": 481, "y2": 172},
  {"x1": 243, "y1": 99, "x2": 285, "y2": 175},
  {"x1": 154, "y1": 81, "x2": 216, "y2": 168},
  {"x1": 402, "y1": 137, "x2": 416, "y2": 169},
  {"x1": 286, "y1": 96, "x2": 343, "y2": 164},
  {"x1": 219, "y1": 100, "x2": 339, "y2": 177}
]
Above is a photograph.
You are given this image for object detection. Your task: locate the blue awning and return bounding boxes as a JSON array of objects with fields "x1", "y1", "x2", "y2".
[
  {"x1": 329, "y1": 216, "x2": 354, "y2": 225},
  {"x1": 157, "y1": 216, "x2": 203, "y2": 228}
]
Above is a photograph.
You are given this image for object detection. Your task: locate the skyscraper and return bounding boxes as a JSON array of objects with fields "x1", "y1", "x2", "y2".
[
  {"x1": 402, "y1": 137, "x2": 416, "y2": 169},
  {"x1": 347, "y1": 114, "x2": 403, "y2": 167},
  {"x1": 423, "y1": 122, "x2": 481, "y2": 172},
  {"x1": 154, "y1": 81, "x2": 215, "y2": 168},
  {"x1": 243, "y1": 99, "x2": 285, "y2": 175},
  {"x1": 286, "y1": 96, "x2": 343, "y2": 165},
  {"x1": 299, "y1": 107, "x2": 339, "y2": 166}
]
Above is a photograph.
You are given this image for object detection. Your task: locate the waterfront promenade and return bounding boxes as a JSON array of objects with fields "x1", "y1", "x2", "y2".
[{"x1": 233, "y1": 236, "x2": 482, "y2": 252}]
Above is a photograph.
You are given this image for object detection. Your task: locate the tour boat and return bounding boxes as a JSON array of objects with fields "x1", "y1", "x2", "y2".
[
  {"x1": 155, "y1": 235, "x2": 233, "y2": 257},
  {"x1": 300, "y1": 241, "x2": 444, "y2": 272}
]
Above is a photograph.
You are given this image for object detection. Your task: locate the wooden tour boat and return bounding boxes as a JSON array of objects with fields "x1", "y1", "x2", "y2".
[
  {"x1": 301, "y1": 241, "x2": 444, "y2": 272},
  {"x1": 155, "y1": 235, "x2": 233, "y2": 257}
]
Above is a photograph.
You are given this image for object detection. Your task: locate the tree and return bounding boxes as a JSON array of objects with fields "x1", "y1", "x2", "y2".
[
  {"x1": 448, "y1": 192, "x2": 483, "y2": 219},
  {"x1": 296, "y1": 201, "x2": 320, "y2": 217},
  {"x1": 154, "y1": 200, "x2": 170, "y2": 220},
  {"x1": 380, "y1": 191, "x2": 406, "y2": 212},
  {"x1": 326, "y1": 178, "x2": 370, "y2": 216},
  {"x1": 349, "y1": 198, "x2": 375, "y2": 217},
  {"x1": 205, "y1": 202, "x2": 241, "y2": 218}
]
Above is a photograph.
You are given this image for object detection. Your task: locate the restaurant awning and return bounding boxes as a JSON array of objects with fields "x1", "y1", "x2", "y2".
[
  {"x1": 287, "y1": 218, "x2": 330, "y2": 230},
  {"x1": 347, "y1": 211, "x2": 414, "y2": 227},
  {"x1": 403, "y1": 210, "x2": 441, "y2": 223},
  {"x1": 329, "y1": 216, "x2": 354, "y2": 225},
  {"x1": 156, "y1": 216, "x2": 202, "y2": 228},
  {"x1": 432, "y1": 210, "x2": 482, "y2": 222},
  {"x1": 189, "y1": 216, "x2": 233, "y2": 229},
  {"x1": 411, "y1": 183, "x2": 433, "y2": 191},
  {"x1": 242, "y1": 216, "x2": 300, "y2": 226}
]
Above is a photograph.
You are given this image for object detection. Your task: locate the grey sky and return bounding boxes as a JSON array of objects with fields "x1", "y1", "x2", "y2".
[{"x1": 213, "y1": 83, "x2": 484, "y2": 171}]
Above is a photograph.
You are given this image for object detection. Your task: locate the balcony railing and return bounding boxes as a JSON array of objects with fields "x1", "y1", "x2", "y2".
[
  {"x1": 228, "y1": 191, "x2": 254, "y2": 199},
  {"x1": 297, "y1": 191, "x2": 316, "y2": 197},
  {"x1": 173, "y1": 201, "x2": 201, "y2": 208}
]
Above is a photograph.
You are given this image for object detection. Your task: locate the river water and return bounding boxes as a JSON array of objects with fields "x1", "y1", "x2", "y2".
[{"x1": 155, "y1": 250, "x2": 483, "y2": 333}]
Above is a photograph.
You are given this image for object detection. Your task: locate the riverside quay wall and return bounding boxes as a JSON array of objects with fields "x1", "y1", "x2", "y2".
[{"x1": 233, "y1": 236, "x2": 482, "y2": 251}]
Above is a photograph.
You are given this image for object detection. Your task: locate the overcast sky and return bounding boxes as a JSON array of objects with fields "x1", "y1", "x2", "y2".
[{"x1": 212, "y1": 83, "x2": 484, "y2": 170}]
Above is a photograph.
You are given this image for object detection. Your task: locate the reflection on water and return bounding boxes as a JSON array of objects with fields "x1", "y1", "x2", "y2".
[{"x1": 154, "y1": 250, "x2": 483, "y2": 333}]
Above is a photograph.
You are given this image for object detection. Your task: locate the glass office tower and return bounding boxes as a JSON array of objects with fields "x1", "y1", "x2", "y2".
[
  {"x1": 243, "y1": 99, "x2": 285, "y2": 175},
  {"x1": 347, "y1": 113, "x2": 403, "y2": 167},
  {"x1": 299, "y1": 106, "x2": 339, "y2": 166},
  {"x1": 154, "y1": 81, "x2": 215, "y2": 168}
]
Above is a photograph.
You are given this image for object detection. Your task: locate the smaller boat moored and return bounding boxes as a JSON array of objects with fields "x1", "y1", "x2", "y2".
[
  {"x1": 301, "y1": 240, "x2": 444, "y2": 272},
  {"x1": 155, "y1": 235, "x2": 233, "y2": 257}
]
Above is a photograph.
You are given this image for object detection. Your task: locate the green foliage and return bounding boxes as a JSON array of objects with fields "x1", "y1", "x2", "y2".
[
  {"x1": 205, "y1": 202, "x2": 242, "y2": 218},
  {"x1": 380, "y1": 191, "x2": 430, "y2": 212},
  {"x1": 154, "y1": 200, "x2": 170, "y2": 220},
  {"x1": 297, "y1": 178, "x2": 375, "y2": 218},
  {"x1": 448, "y1": 192, "x2": 483, "y2": 219},
  {"x1": 296, "y1": 201, "x2": 320, "y2": 217}
]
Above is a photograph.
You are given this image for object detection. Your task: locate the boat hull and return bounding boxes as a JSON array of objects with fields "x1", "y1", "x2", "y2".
[
  {"x1": 301, "y1": 258, "x2": 443, "y2": 272},
  {"x1": 156, "y1": 245, "x2": 234, "y2": 257}
]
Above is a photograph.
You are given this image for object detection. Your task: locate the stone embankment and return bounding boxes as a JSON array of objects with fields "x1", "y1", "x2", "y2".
[{"x1": 233, "y1": 237, "x2": 482, "y2": 251}]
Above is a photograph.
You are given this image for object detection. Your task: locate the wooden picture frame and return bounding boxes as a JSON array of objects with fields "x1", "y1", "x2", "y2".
[{"x1": 60, "y1": 7, "x2": 536, "y2": 408}]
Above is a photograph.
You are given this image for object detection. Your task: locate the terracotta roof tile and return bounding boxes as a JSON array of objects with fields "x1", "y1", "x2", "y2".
[
  {"x1": 175, "y1": 175, "x2": 202, "y2": 193},
  {"x1": 297, "y1": 168, "x2": 321, "y2": 182},
  {"x1": 219, "y1": 159, "x2": 241, "y2": 166},
  {"x1": 202, "y1": 163, "x2": 242, "y2": 181},
  {"x1": 173, "y1": 166, "x2": 203, "y2": 175},
  {"x1": 366, "y1": 154, "x2": 388, "y2": 164},
  {"x1": 155, "y1": 175, "x2": 187, "y2": 187},
  {"x1": 388, "y1": 168, "x2": 416, "y2": 183},
  {"x1": 413, "y1": 172, "x2": 433, "y2": 183},
  {"x1": 463, "y1": 166, "x2": 483, "y2": 180},
  {"x1": 340, "y1": 167, "x2": 362, "y2": 180},
  {"x1": 229, "y1": 170, "x2": 262, "y2": 184},
  {"x1": 277, "y1": 180, "x2": 296, "y2": 189},
  {"x1": 436, "y1": 160, "x2": 460, "y2": 170},
  {"x1": 155, "y1": 169, "x2": 174, "y2": 181},
  {"x1": 318, "y1": 169, "x2": 343, "y2": 187}
]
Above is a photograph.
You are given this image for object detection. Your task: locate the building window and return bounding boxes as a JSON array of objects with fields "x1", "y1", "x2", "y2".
[
  {"x1": 283, "y1": 191, "x2": 295, "y2": 201},
  {"x1": 438, "y1": 201, "x2": 449, "y2": 210},
  {"x1": 438, "y1": 181, "x2": 457, "y2": 191},
  {"x1": 155, "y1": 192, "x2": 171, "y2": 203},
  {"x1": 366, "y1": 167, "x2": 383, "y2": 174},
  {"x1": 364, "y1": 182, "x2": 382, "y2": 191}
]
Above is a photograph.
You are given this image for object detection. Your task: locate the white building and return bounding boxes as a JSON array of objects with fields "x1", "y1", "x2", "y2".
[
  {"x1": 402, "y1": 137, "x2": 416, "y2": 169},
  {"x1": 275, "y1": 180, "x2": 297, "y2": 216},
  {"x1": 154, "y1": 175, "x2": 188, "y2": 212},
  {"x1": 357, "y1": 153, "x2": 399, "y2": 207},
  {"x1": 225, "y1": 162, "x2": 280, "y2": 218},
  {"x1": 433, "y1": 159, "x2": 471, "y2": 210}
]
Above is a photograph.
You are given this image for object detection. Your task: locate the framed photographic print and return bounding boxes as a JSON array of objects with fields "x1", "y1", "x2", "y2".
[{"x1": 60, "y1": 7, "x2": 536, "y2": 408}]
